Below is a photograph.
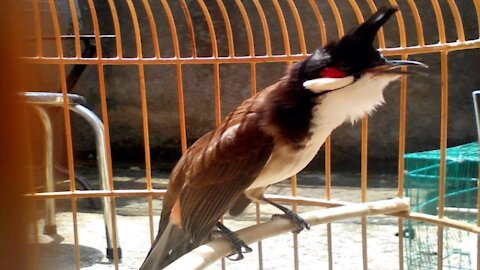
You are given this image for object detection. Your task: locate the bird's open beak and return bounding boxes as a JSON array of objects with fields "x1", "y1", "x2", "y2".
[{"x1": 367, "y1": 60, "x2": 428, "y2": 76}]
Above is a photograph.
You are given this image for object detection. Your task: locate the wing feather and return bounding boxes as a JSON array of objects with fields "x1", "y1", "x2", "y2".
[{"x1": 159, "y1": 91, "x2": 274, "y2": 244}]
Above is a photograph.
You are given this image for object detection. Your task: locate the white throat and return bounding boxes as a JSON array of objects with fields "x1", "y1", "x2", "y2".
[{"x1": 311, "y1": 73, "x2": 399, "y2": 130}]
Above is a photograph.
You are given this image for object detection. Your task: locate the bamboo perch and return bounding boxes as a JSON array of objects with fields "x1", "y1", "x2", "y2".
[{"x1": 165, "y1": 198, "x2": 410, "y2": 270}]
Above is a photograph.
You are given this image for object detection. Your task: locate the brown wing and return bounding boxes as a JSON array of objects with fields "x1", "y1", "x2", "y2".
[{"x1": 159, "y1": 90, "x2": 275, "y2": 244}]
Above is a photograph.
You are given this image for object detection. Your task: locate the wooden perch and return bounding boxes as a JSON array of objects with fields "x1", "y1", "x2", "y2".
[{"x1": 165, "y1": 197, "x2": 410, "y2": 270}]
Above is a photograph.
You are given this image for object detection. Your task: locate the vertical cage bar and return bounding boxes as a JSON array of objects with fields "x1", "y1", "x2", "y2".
[
  {"x1": 388, "y1": 6, "x2": 408, "y2": 270},
  {"x1": 47, "y1": 0, "x2": 81, "y2": 269},
  {"x1": 322, "y1": 38, "x2": 351, "y2": 245},
  {"x1": 325, "y1": 137, "x2": 333, "y2": 270},
  {"x1": 270, "y1": 4, "x2": 297, "y2": 266},
  {"x1": 436, "y1": 50, "x2": 449, "y2": 270},
  {"x1": 361, "y1": 115, "x2": 369, "y2": 270},
  {"x1": 354, "y1": 8, "x2": 369, "y2": 270},
  {"x1": 250, "y1": 62, "x2": 263, "y2": 269},
  {"x1": 87, "y1": 0, "x2": 120, "y2": 265},
  {"x1": 397, "y1": 55, "x2": 409, "y2": 270},
  {"x1": 255, "y1": 202, "x2": 264, "y2": 269},
  {"x1": 176, "y1": 65, "x2": 187, "y2": 153},
  {"x1": 125, "y1": 0, "x2": 153, "y2": 190},
  {"x1": 290, "y1": 175, "x2": 300, "y2": 270},
  {"x1": 161, "y1": 0, "x2": 187, "y2": 152},
  {"x1": 214, "y1": 63, "x2": 221, "y2": 125}
]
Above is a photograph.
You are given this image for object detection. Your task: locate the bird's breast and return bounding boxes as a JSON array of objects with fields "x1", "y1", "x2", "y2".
[{"x1": 247, "y1": 121, "x2": 330, "y2": 190}]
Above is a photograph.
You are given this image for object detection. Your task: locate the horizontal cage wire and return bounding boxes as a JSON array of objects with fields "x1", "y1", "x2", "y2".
[{"x1": 20, "y1": 0, "x2": 480, "y2": 270}]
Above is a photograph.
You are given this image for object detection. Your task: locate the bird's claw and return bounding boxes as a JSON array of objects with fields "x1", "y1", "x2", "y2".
[
  {"x1": 271, "y1": 211, "x2": 310, "y2": 234},
  {"x1": 216, "y1": 222, "x2": 252, "y2": 261},
  {"x1": 226, "y1": 240, "x2": 252, "y2": 261}
]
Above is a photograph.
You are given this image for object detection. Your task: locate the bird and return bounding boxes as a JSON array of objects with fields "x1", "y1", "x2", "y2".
[{"x1": 140, "y1": 6, "x2": 427, "y2": 269}]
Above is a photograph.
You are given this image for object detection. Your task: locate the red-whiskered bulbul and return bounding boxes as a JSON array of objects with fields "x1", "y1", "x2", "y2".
[{"x1": 140, "y1": 6, "x2": 427, "y2": 269}]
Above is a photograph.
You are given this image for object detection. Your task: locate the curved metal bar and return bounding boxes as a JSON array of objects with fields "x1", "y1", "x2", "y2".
[
  {"x1": 216, "y1": 0, "x2": 234, "y2": 57},
  {"x1": 430, "y1": 0, "x2": 447, "y2": 44},
  {"x1": 125, "y1": 0, "x2": 143, "y2": 58},
  {"x1": 68, "y1": 0, "x2": 82, "y2": 58},
  {"x1": 365, "y1": 2, "x2": 386, "y2": 49},
  {"x1": 197, "y1": 0, "x2": 218, "y2": 58},
  {"x1": 405, "y1": 0, "x2": 425, "y2": 46},
  {"x1": 235, "y1": 0, "x2": 255, "y2": 56},
  {"x1": 307, "y1": 0, "x2": 327, "y2": 45},
  {"x1": 252, "y1": 0, "x2": 272, "y2": 56},
  {"x1": 473, "y1": 0, "x2": 480, "y2": 38},
  {"x1": 179, "y1": 0, "x2": 197, "y2": 58},
  {"x1": 141, "y1": 0, "x2": 161, "y2": 58},
  {"x1": 286, "y1": 0, "x2": 307, "y2": 55},
  {"x1": 348, "y1": 0, "x2": 365, "y2": 23},
  {"x1": 389, "y1": 0, "x2": 407, "y2": 48},
  {"x1": 105, "y1": 0, "x2": 122, "y2": 58},
  {"x1": 326, "y1": 0, "x2": 345, "y2": 37},
  {"x1": 446, "y1": 0, "x2": 466, "y2": 42},
  {"x1": 271, "y1": 0, "x2": 291, "y2": 55},
  {"x1": 47, "y1": 0, "x2": 64, "y2": 58}
]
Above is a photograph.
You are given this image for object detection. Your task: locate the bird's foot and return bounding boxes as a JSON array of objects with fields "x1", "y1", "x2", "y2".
[
  {"x1": 216, "y1": 222, "x2": 252, "y2": 261},
  {"x1": 263, "y1": 197, "x2": 310, "y2": 233},
  {"x1": 271, "y1": 211, "x2": 310, "y2": 234}
]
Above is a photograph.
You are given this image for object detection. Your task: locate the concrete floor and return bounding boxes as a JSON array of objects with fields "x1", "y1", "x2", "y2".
[{"x1": 35, "y1": 170, "x2": 407, "y2": 269}]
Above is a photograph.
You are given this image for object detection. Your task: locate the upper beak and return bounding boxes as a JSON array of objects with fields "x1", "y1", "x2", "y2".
[{"x1": 367, "y1": 60, "x2": 428, "y2": 75}]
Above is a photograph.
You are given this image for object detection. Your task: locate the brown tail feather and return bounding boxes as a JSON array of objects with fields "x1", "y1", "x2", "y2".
[{"x1": 140, "y1": 223, "x2": 192, "y2": 270}]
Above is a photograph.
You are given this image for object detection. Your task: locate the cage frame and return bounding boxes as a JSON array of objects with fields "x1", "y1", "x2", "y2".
[{"x1": 22, "y1": 0, "x2": 480, "y2": 269}]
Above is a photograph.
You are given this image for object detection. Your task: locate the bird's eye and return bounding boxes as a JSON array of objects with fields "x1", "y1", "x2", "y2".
[{"x1": 319, "y1": 67, "x2": 348, "y2": 78}]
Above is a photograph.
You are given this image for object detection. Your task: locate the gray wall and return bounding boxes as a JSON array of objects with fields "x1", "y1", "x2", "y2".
[{"x1": 66, "y1": 1, "x2": 479, "y2": 172}]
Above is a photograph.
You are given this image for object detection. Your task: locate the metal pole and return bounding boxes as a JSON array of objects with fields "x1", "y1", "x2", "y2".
[
  {"x1": 70, "y1": 104, "x2": 121, "y2": 258},
  {"x1": 33, "y1": 105, "x2": 57, "y2": 235}
]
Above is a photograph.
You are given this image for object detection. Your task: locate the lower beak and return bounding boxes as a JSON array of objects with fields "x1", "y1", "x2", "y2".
[{"x1": 368, "y1": 60, "x2": 428, "y2": 75}]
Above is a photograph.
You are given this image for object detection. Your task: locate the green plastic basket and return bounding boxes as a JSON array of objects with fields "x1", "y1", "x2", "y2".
[{"x1": 404, "y1": 142, "x2": 479, "y2": 270}]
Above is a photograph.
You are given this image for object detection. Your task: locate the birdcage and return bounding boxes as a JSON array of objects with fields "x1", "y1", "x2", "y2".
[{"x1": 16, "y1": 1, "x2": 480, "y2": 270}]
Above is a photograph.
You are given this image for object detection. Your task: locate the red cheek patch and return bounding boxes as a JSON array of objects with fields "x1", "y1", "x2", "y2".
[{"x1": 320, "y1": 67, "x2": 348, "y2": 78}]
